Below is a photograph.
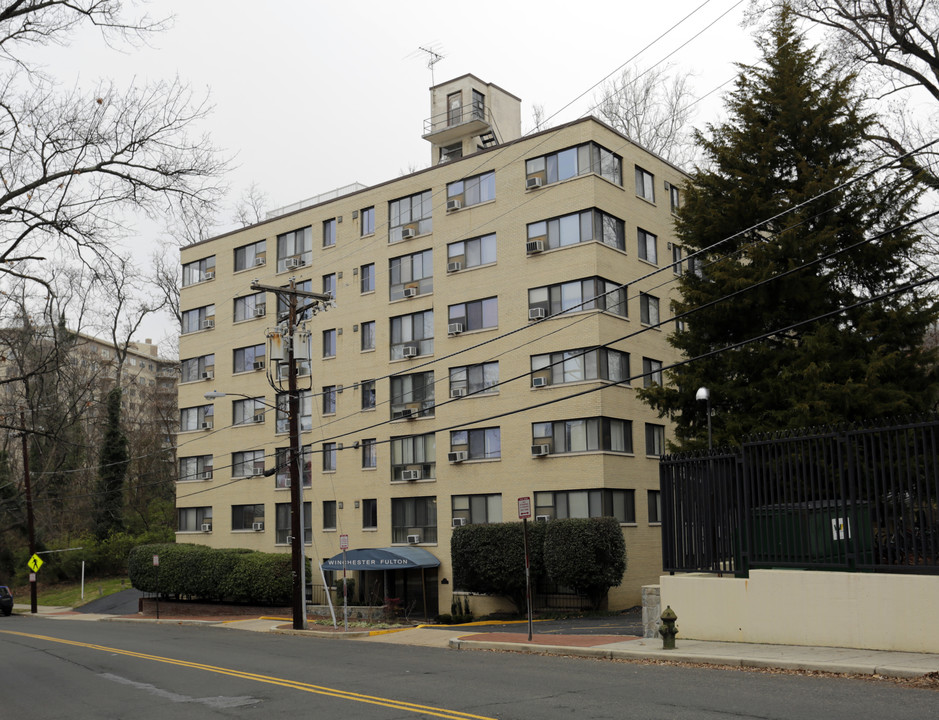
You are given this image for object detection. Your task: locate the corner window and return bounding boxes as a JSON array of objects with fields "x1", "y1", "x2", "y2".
[
  {"x1": 526, "y1": 142, "x2": 622, "y2": 187},
  {"x1": 532, "y1": 417, "x2": 633, "y2": 455},
  {"x1": 534, "y1": 489, "x2": 634, "y2": 523},
  {"x1": 527, "y1": 209, "x2": 624, "y2": 251},
  {"x1": 528, "y1": 278, "x2": 626, "y2": 319},
  {"x1": 530, "y1": 347, "x2": 629, "y2": 387}
]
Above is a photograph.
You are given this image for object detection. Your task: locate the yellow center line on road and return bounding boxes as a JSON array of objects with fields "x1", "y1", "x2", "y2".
[{"x1": 0, "y1": 629, "x2": 496, "y2": 720}]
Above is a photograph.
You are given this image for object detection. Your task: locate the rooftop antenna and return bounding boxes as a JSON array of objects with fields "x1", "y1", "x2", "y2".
[{"x1": 417, "y1": 45, "x2": 445, "y2": 87}]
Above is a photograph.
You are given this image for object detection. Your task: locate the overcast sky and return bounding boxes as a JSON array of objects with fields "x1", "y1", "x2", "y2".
[{"x1": 49, "y1": 0, "x2": 763, "y2": 349}]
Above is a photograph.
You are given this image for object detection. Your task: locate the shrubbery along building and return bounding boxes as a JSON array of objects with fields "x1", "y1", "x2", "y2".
[{"x1": 176, "y1": 74, "x2": 684, "y2": 616}]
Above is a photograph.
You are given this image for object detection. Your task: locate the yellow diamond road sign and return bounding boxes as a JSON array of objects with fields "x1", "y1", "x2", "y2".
[{"x1": 28, "y1": 554, "x2": 43, "y2": 572}]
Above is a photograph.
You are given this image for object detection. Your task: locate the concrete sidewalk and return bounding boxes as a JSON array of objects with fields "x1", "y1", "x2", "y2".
[{"x1": 11, "y1": 604, "x2": 939, "y2": 680}]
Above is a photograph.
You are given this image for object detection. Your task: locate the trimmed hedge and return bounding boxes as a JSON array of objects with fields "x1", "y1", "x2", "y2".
[
  {"x1": 544, "y1": 517, "x2": 627, "y2": 610},
  {"x1": 128, "y1": 544, "x2": 291, "y2": 605}
]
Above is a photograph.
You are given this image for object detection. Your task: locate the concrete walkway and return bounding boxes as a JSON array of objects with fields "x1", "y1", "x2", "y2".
[{"x1": 10, "y1": 604, "x2": 939, "y2": 680}]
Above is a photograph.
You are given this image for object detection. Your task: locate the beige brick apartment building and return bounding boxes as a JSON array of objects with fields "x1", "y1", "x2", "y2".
[{"x1": 177, "y1": 74, "x2": 686, "y2": 616}]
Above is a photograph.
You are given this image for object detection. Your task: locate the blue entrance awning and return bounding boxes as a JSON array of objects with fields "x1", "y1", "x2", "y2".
[{"x1": 320, "y1": 547, "x2": 440, "y2": 571}]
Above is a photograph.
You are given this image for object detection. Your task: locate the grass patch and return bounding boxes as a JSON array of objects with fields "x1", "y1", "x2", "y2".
[{"x1": 13, "y1": 577, "x2": 132, "y2": 608}]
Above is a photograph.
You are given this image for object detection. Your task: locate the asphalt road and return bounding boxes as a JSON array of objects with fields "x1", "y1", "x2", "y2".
[
  {"x1": 0, "y1": 616, "x2": 935, "y2": 720},
  {"x1": 75, "y1": 588, "x2": 144, "y2": 615}
]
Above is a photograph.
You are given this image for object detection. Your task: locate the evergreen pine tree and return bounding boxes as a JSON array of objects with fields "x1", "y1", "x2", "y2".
[
  {"x1": 95, "y1": 388, "x2": 128, "y2": 539},
  {"x1": 641, "y1": 7, "x2": 938, "y2": 449}
]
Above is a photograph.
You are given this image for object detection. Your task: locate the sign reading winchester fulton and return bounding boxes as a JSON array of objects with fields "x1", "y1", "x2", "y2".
[{"x1": 320, "y1": 547, "x2": 441, "y2": 571}]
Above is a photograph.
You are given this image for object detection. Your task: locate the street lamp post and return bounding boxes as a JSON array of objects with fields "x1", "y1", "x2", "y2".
[{"x1": 696, "y1": 387, "x2": 712, "y2": 450}]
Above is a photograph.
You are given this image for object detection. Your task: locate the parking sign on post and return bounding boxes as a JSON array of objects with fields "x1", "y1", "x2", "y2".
[
  {"x1": 518, "y1": 496, "x2": 531, "y2": 519},
  {"x1": 518, "y1": 497, "x2": 534, "y2": 641}
]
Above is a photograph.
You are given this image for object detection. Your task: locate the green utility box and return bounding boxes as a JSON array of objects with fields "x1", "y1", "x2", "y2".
[{"x1": 750, "y1": 501, "x2": 873, "y2": 567}]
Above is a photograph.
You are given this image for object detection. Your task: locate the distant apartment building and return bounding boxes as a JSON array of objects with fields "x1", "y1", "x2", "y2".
[{"x1": 176, "y1": 75, "x2": 687, "y2": 615}]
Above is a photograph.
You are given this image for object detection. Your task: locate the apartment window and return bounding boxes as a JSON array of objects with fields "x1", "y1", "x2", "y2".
[
  {"x1": 234, "y1": 240, "x2": 266, "y2": 271},
  {"x1": 447, "y1": 90, "x2": 462, "y2": 125},
  {"x1": 323, "y1": 218, "x2": 336, "y2": 247},
  {"x1": 276, "y1": 225, "x2": 312, "y2": 272},
  {"x1": 179, "y1": 455, "x2": 213, "y2": 482},
  {"x1": 648, "y1": 490, "x2": 662, "y2": 524},
  {"x1": 232, "y1": 504, "x2": 265, "y2": 531},
  {"x1": 449, "y1": 361, "x2": 499, "y2": 396},
  {"x1": 535, "y1": 489, "x2": 635, "y2": 523},
  {"x1": 390, "y1": 310, "x2": 433, "y2": 360},
  {"x1": 389, "y1": 249, "x2": 433, "y2": 300},
  {"x1": 526, "y1": 142, "x2": 622, "y2": 187},
  {"x1": 275, "y1": 501, "x2": 312, "y2": 544},
  {"x1": 527, "y1": 209, "x2": 625, "y2": 251},
  {"x1": 234, "y1": 293, "x2": 266, "y2": 322},
  {"x1": 177, "y1": 506, "x2": 212, "y2": 532},
  {"x1": 276, "y1": 390, "x2": 312, "y2": 432},
  {"x1": 233, "y1": 344, "x2": 266, "y2": 373},
  {"x1": 446, "y1": 170, "x2": 495, "y2": 208},
  {"x1": 390, "y1": 371, "x2": 434, "y2": 419},
  {"x1": 672, "y1": 244, "x2": 684, "y2": 275},
  {"x1": 389, "y1": 190, "x2": 432, "y2": 242},
  {"x1": 274, "y1": 279, "x2": 314, "y2": 322},
  {"x1": 362, "y1": 498, "x2": 378, "y2": 528},
  {"x1": 645, "y1": 423, "x2": 666, "y2": 456},
  {"x1": 532, "y1": 417, "x2": 633, "y2": 454},
  {"x1": 181, "y1": 256, "x2": 216, "y2": 287},
  {"x1": 181, "y1": 305, "x2": 215, "y2": 334},
  {"x1": 360, "y1": 263, "x2": 375, "y2": 293},
  {"x1": 390, "y1": 433, "x2": 435, "y2": 482},
  {"x1": 180, "y1": 404, "x2": 213, "y2": 432},
  {"x1": 640, "y1": 293, "x2": 660, "y2": 325},
  {"x1": 180, "y1": 354, "x2": 215, "y2": 383},
  {"x1": 668, "y1": 183, "x2": 680, "y2": 213},
  {"x1": 635, "y1": 166, "x2": 655, "y2": 202},
  {"x1": 448, "y1": 297, "x2": 497, "y2": 332},
  {"x1": 360, "y1": 380, "x2": 376, "y2": 410},
  {"x1": 528, "y1": 277, "x2": 627, "y2": 319},
  {"x1": 447, "y1": 233, "x2": 496, "y2": 270},
  {"x1": 638, "y1": 229, "x2": 657, "y2": 264},
  {"x1": 361, "y1": 438, "x2": 377, "y2": 469},
  {"x1": 323, "y1": 443, "x2": 337, "y2": 472},
  {"x1": 323, "y1": 329, "x2": 336, "y2": 358},
  {"x1": 530, "y1": 347, "x2": 629, "y2": 387},
  {"x1": 322, "y1": 273, "x2": 336, "y2": 299},
  {"x1": 450, "y1": 427, "x2": 501, "y2": 460},
  {"x1": 391, "y1": 496, "x2": 437, "y2": 544},
  {"x1": 233, "y1": 397, "x2": 266, "y2": 425},
  {"x1": 360, "y1": 207, "x2": 375, "y2": 236},
  {"x1": 275, "y1": 445, "x2": 312, "y2": 488},
  {"x1": 323, "y1": 500, "x2": 337, "y2": 530},
  {"x1": 452, "y1": 494, "x2": 502, "y2": 525},
  {"x1": 642, "y1": 357, "x2": 663, "y2": 387},
  {"x1": 322, "y1": 385, "x2": 336, "y2": 415},
  {"x1": 360, "y1": 321, "x2": 375, "y2": 351},
  {"x1": 232, "y1": 450, "x2": 265, "y2": 478}
]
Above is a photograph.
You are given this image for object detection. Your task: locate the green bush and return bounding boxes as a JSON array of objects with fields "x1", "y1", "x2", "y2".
[{"x1": 543, "y1": 517, "x2": 627, "y2": 610}]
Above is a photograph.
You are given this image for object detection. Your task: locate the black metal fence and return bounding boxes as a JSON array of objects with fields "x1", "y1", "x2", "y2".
[{"x1": 660, "y1": 416, "x2": 939, "y2": 577}]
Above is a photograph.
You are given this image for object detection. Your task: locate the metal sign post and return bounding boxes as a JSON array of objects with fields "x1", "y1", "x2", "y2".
[
  {"x1": 340, "y1": 534, "x2": 349, "y2": 632},
  {"x1": 153, "y1": 554, "x2": 160, "y2": 620},
  {"x1": 518, "y1": 497, "x2": 533, "y2": 642}
]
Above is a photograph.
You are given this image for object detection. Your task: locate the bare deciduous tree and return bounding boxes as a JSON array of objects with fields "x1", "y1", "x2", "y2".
[
  {"x1": 232, "y1": 181, "x2": 270, "y2": 227},
  {"x1": 593, "y1": 63, "x2": 698, "y2": 167}
]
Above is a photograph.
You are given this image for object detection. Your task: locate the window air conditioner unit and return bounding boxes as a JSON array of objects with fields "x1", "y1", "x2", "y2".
[
  {"x1": 204, "y1": 271, "x2": 215, "y2": 281},
  {"x1": 201, "y1": 523, "x2": 212, "y2": 532},
  {"x1": 201, "y1": 471, "x2": 213, "y2": 480},
  {"x1": 285, "y1": 257, "x2": 303, "y2": 269},
  {"x1": 529, "y1": 307, "x2": 546, "y2": 320},
  {"x1": 201, "y1": 421, "x2": 213, "y2": 430},
  {"x1": 392, "y1": 408, "x2": 414, "y2": 420},
  {"x1": 447, "y1": 451, "x2": 467, "y2": 463},
  {"x1": 447, "y1": 322, "x2": 463, "y2": 336},
  {"x1": 406, "y1": 534, "x2": 421, "y2": 544},
  {"x1": 253, "y1": 360, "x2": 265, "y2": 370},
  {"x1": 252, "y1": 522, "x2": 264, "y2": 531},
  {"x1": 403, "y1": 287, "x2": 417, "y2": 298},
  {"x1": 531, "y1": 376, "x2": 548, "y2": 388},
  {"x1": 526, "y1": 176, "x2": 543, "y2": 189},
  {"x1": 253, "y1": 414, "x2": 265, "y2": 423},
  {"x1": 446, "y1": 199, "x2": 462, "y2": 211},
  {"x1": 201, "y1": 371, "x2": 214, "y2": 380},
  {"x1": 526, "y1": 239, "x2": 545, "y2": 254},
  {"x1": 536, "y1": 515, "x2": 550, "y2": 523},
  {"x1": 450, "y1": 387, "x2": 466, "y2": 398},
  {"x1": 452, "y1": 517, "x2": 467, "y2": 528},
  {"x1": 531, "y1": 444, "x2": 550, "y2": 457},
  {"x1": 401, "y1": 469, "x2": 421, "y2": 481},
  {"x1": 252, "y1": 468, "x2": 264, "y2": 476},
  {"x1": 201, "y1": 319, "x2": 215, "y2": 329},
  {"x1": 402, "y1": 345, "x2": 419, "y2": 358},
  {"x1": 255, "y1": 305, "x2": 266, "y2": 318},
  {"x1": 254, "y1": 256, "x2": 266, "y2": 266},
  {"x1": 401, "y1": 227, "x2": 416, "y2": 239},
  {"x1": 447, "y1": 261, "x2": 462, "y2": 273}
]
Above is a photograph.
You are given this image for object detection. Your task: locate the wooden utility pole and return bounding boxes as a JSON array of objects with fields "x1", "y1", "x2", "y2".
[{"x1": 20, "y1": 410, "x2": 37, "y2": 614}]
